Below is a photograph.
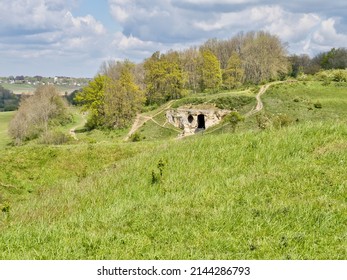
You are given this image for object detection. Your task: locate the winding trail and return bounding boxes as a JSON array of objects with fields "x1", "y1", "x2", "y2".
[
  {"x1": 124, "y1": 100, "x2": 177, "y2": 141},
  {"x1": 69, "y1": 113, "x2": 87, "y2": 140},
  {"x1": 125, "y1": 82, "x2": 282, "y2": 140},
  {"x1": 245, "y1": 84, "x2": 270, "y2": 117}
]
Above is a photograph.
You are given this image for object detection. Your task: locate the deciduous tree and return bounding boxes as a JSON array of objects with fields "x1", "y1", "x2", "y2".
[
  {"x1": 200, "y1": 49, "x2": 222, "y2": 92},
  {"x1": 76, "y1": 61, "x2": 145, "y2": 129},
  {"x1": 241, "y1": 31, "x2": 289, "y2": 84},
  {"x1": 223, "y1": 52, "x2": 244, "y2": 89},
  {"x1": 9, "y1": 85, "x2": 70, "y2": 144},
  {"x1": 144, "y1": 51, "x2": 186, "y2": 105}
]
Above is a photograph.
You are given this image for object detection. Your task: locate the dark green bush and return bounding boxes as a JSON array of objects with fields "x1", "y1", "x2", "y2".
[
  {"x1": 314, "y1": 102, "x2": 322, "y2": 109},
  {"x1": 130, "y1": 132, "x2": 141, "y2": 142}
]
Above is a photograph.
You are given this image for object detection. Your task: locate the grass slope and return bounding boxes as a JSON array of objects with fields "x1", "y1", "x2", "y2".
[
  {"x1": 0, "y1": 122, "x2": 346, "y2": 259},
  {"x1": 0, "y1": 111, "x2": 14, "y2": 149},
  {"x1": 263, "y1": 81, "x2": 347, "y2": 122},
  {"x1": 0, "y1": 81, "x2": 346, "y2": 260}
]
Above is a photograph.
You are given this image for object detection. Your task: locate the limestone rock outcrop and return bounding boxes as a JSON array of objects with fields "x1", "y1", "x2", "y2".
[{"x1": 166, "y1": 107, "x2": 230, "y2": 136}]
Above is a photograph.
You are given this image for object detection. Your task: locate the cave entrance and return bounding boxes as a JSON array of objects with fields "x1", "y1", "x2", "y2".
[
  {"x1": 197, "y1": 114, "x2": 206, "y2": 129},
  {"x1": 188, "y1": 114, "x2": 194, "y2": 123}
]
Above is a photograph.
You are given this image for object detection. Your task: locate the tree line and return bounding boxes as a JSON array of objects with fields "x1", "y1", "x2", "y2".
[
  {"x1": 76, "y1": 31, "x2": 346, "y2": 130},
  {"x1": 76, "y1": 31, "x2": 291, "y2": 129},
  {"x1": 289, "y1": 47, "x2": 347, "y2": 77}
]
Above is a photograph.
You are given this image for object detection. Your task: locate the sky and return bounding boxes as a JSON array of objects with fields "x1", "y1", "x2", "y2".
[{"x1": 0, "y1": 0, "x2": 346, "y2": 78}]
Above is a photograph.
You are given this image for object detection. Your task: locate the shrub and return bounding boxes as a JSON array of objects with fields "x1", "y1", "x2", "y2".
[
  {"x1": 151, "y1": 159, "x2": 166, "y2": 184},
  {"x1": 8, "y1": 85, "x2": 71, "y2": 144},
  {"x1": 223, "y1": 111, "x2": 244, "y2": 132},
  {"x1": 256, "y1": 113, "x2": 272, "y2": 130},
  {"x1": 38, "y1": 130, "x2": 70, "y2": 145},
  {"x1": 256, "y1": 113, "x2": 293, "y2": 130},
  {"x1": 314, "y1": 102, "x2": 322, "y2": 109},
  {"x1": 130, "y1": 132, "x2": 141, "y2": 142},
  {"x1": 272, "y1": 113, "x2": 294, "y2": 128},
  {"x1": 332, "y1": 70, "x2": 347, "y2": 82}
]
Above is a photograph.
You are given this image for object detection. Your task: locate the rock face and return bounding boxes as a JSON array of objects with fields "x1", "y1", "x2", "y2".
[{"x1": 166, "y1": 107, "x2": 230, "y2": 136}]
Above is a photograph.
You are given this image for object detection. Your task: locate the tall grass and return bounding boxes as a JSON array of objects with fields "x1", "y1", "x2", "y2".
[
  {"x1": 0, "y1": 111, "x2": 14, "y2": 149},
  {"x1": 1, "y1": 121, "x2": 346, "y2": 259}
]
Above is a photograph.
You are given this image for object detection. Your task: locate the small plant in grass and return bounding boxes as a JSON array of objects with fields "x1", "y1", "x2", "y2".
[
  {"x1": 76, "y1": 166, "x2": 88, "y2": 182},
  {"x1": 314, "y1": 101, "x2": 322, "y2": 109},
  {"x1": 151, "y1": 159, "x2": 166, "y2": 184},
  {"x1": 272, "y1": 113, "x2": 293, "y2": 129},
  {"x1": 222, "y1": 111, "x2": 244, "y2": 132},
  {"x1": 256, "y1": 113, "x2": 272, "y2": 130},
  {"x1": 322, "y1": 79, "x2": 331, "y2": 86},
  {"x1": 130, "y1": 132, "x2": 141, "y2": 142},
  {"x1": 1, "y1": 201, "x2": 10, "y2": 220}
]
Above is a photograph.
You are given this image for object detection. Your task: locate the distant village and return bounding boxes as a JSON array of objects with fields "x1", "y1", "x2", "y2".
[
  {"x1": 0, "y1": 75, "x2": 90, "y2": 88},
  {"x1": 0, "y1": 75, "x2": 91, "y2": 111}
]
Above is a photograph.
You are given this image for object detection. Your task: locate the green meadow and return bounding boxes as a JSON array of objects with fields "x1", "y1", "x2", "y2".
[
  {"x1": 0, "y1": 81, "x2": 346, "y2": 259},
  {"x1": 0, "y1": 111, "x2": 14, "y2": 149}
]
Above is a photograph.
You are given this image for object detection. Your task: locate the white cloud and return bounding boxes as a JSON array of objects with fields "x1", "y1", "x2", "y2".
[
  {"x1": 64, "y1": 12, "x2": 106, "y2": 35},
  {"x1": 110, "y1": 5, "x2": 129, "y2": 22},
  {"x1": 1, "y1": 0, "x2": 346, "y2": 77},
  {"x1": 0, "y1": 0, "x2": 110, "y2": 76},
  {"x1": 183, "y1": 0, "x2": 255, "y2": 4},
  {"x1": 313, "y1": 18, "x2": 347, "y2": 46},
  {"x1": 193, "y1": 5, "x2": 322, "y2": 45},
  {"x1": 105, "y1": 0, "x2": 347, "y2": 63},
  {"x1": 112, "y1": 32, "x2": 154, "y2": 50},
  {"x1": 0, "y1": 0, "x2": 106, "y2": 54}
]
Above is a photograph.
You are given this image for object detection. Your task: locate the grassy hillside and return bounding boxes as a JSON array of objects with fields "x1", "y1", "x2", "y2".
[
  {"x1": 0, "y1": 111, "x2": 14, "y2": 148},
  {"x1": 263, "y1": 81, "x2": 347, "y2": 122},
  {"x1": 0, "y1": 81, "x2": 346, "y2": 259},
  {"x1": 0, "y1": 122, "x2": 346, "y2": 259}
]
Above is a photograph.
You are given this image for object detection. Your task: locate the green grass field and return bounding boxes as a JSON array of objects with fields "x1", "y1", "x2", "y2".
[
  {"x1": 0, "y1": 81, "x2": 346, "y2": 259},
  {"x1": 1, "y1": 83, "x2": 80, "y2": 95},
  {"x1": 0, "y1": 111, "x2": 14, "y2": 149},
  {"x1": 263, "y1": 81, "x2": 347, "y2": 119}
]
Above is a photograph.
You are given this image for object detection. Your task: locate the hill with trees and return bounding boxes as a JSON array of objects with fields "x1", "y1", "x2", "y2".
[{"x1": 74, "y1": 31, "x2": 346, "y2": 131}]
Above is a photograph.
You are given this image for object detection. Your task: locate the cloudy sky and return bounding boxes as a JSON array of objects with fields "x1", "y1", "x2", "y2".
[{"x1": 0, "y1": 0, "x2": 346, "y2": 77}]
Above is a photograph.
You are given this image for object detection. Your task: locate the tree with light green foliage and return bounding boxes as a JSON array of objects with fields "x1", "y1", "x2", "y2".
[
  {"x1": 223, "y1": 52, "x2": 244, "y2": 89},
  {"x1": 223, "y1": 111, "x2": 244, "y2": 132},
  {"x1": 200, "y1": 49, "x2": 222, "y2": 92},
  {"x1": 75, "y1": 61, "x2": 145, "y2": 129},
  {"x1": 75, "y1": 74, "x2": 107, "y2": 129},
  {"x1": 103, "y1": 61, "x2": 145, "y2": 128},
  {"x1": 144, "y1": 51, "x2": 186, "y2": 105}
]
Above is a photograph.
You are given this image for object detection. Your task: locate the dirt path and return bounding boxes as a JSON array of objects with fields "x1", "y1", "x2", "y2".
[
  {"x1": 125, "y1": 82, "x2": 281, "y2": 140},
  {"x1": 245, "y1": 84, "x2": 271, "y2": 117},
  {"x1": 69, "y1": 113, "x2": 87, "y2": 140},
  {"x1": 124, "y1": 115, "x2": 152, "y2": 141},
  {"x1": 124, "y1": 100, "x2": 176, "y2": 141}
]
